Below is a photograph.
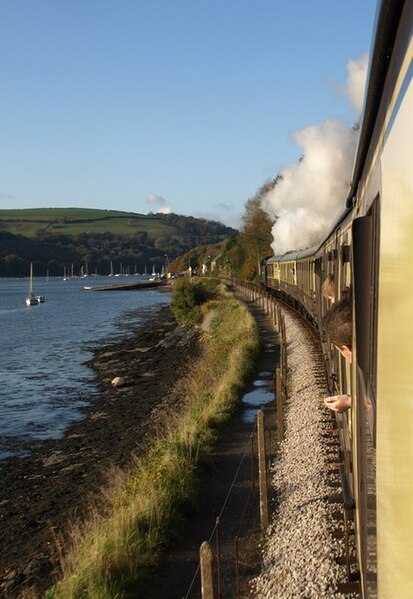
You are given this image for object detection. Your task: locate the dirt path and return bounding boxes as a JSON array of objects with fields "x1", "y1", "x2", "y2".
[{"x1": 135, "y1": 295, "x2": 279, "y2": 599}]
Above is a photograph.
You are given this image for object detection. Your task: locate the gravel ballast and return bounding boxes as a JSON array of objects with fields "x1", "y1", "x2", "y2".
[{"x1": 251, "y1": 307, "x2": 358, "y2": 598}]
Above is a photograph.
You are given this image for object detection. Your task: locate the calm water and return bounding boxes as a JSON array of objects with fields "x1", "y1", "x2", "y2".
[{"x1": 0, "y1": 276, "x2": 170, "y2": 460}]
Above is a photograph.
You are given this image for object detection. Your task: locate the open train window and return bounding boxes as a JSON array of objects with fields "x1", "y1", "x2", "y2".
[
  {"x1": 352, "y1": 196, "x2": 380, "y2": 395},
  {"x1": 341, "y1": 244, "x2": 350, "y2": 263},
  {"x1": 314, "y1": 257, "x2": 322, "y2": 276},
  {"x1": 353, "y1": 217, "x2": 373, "y2": 378}
]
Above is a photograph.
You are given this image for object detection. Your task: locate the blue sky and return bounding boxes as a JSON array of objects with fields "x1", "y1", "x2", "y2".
[{"x1": 0, "y1": 0, "x2": 377, "y2": 229}]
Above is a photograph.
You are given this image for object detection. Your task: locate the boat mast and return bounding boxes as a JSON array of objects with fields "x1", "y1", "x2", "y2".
[{"x1": 29, "y1": 262, "x2": 33, "y2": 295}]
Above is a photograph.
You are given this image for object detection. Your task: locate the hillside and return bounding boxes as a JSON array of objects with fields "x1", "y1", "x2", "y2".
[
  {"x1": 0, "y1": 208, "x2": 236, "y2": 277},
  {"x1": 168, "y1": 240, "x2": 231, "y2": 276}
]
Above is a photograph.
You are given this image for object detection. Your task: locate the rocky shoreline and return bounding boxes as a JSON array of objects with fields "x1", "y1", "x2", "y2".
[{"x1": 0, "y1": 305, "x2": 200, "y2": 598}]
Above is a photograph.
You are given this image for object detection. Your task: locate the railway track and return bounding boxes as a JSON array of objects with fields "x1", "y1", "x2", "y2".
[
  {"x1": 232, "y1": 282, "x2": 360, "y2": 597},
  {"x1": 255, "y1": 302, "x2": 359, "y2": 597}
]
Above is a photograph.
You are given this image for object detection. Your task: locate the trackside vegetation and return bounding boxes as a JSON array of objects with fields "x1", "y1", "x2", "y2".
[
  {"x1": 47, "y1": 280, "x2": 259, "y2": 598},
  {"x1": 170, "y1": 277, "x2": 218, "y2": 325}
]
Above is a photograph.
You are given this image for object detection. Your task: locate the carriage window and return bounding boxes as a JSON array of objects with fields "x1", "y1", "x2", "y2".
[
  {"x1": 352, "y1": 216, "x2": 373, "y2": 375},
  {"x1": 352, "y1": 195, "x2": 379, "y2": 387},
  {"x1": 341, "y1": 244, "x2": 350, "y2": 263}
]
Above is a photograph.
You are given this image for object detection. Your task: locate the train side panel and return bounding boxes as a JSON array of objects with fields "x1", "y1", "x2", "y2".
[
  {"x1": 351, "y1": 2, "x2": 413, "y2": 596},
  {"x1": 374, "y1": 20, "x2": 413, "y2": 599}
]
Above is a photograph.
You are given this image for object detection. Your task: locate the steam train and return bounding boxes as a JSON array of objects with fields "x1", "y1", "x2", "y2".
[{"x1": 262, "y1": 1, "x2": 412, "y2": 597}]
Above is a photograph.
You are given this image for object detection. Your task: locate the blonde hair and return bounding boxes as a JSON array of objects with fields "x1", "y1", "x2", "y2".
[{"x1": 321, "y1": 274, "x2": 335, "y2": 301}]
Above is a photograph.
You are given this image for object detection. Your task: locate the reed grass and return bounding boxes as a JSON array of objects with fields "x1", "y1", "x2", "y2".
[{"x1": 48, "y1": 282, "x2": 259, "y2": 598}]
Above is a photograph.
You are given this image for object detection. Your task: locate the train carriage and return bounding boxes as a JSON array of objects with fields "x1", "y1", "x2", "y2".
[
  {"x1": 263, "y1": 1, "x2": 413, "y2": 596},
  {"x1": 350, "y1": 0, "x2": 413, "y2": 595}
]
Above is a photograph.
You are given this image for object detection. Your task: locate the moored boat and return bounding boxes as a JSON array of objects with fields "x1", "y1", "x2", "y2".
[{"x1": 25, "y1": 263, "x2": 45, "y2": 306}]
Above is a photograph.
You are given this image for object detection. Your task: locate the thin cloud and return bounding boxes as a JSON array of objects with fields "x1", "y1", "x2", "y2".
[
  {"x1": 193, "y1": 206, "x2": 241, "y2": 230},
  {"x1": 214, "y1": 203, "x2": 233, "y2": 212},
  {"x1": 146, "y1": 194, "x2": 172, "y2": 214}
]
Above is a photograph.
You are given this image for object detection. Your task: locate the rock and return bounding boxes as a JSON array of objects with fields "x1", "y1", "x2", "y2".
[
  {"x1": 111, "y1": 376, "x2": 125, "y2": 387},
  {"x1": 42, "y1": 451, "x2": 66, "y2": 467}
]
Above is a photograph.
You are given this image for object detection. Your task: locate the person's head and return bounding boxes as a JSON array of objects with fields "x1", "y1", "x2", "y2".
[
  {"x1": 321, "y1": 274, "x2": 335, "y2": 303},
  {"x1": 323, "y1": 292, "x2": 352, "y2": 362}
]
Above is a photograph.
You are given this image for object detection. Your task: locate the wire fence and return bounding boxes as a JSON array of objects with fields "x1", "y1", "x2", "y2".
[{"x1": 182, "y1": 280, "x2": 288, "y2": 599}]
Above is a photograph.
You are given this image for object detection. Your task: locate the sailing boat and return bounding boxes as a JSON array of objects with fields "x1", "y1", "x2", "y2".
[
  {"x1": 26, "y1": 263, "x2": 45, "y2": 306},
  {"x1": 149, "y1": 264, "x2": 158, "y2": 281}
]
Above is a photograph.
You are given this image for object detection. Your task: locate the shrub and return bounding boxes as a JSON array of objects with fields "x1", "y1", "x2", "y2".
[{"x1": 171, "y1": 278, "x2": 215, "y2": 324}]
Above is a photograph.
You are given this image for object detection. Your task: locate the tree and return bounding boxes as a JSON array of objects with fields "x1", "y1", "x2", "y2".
[{"x1": 237, "y1": 197, "x2": 274, "y2": 280}]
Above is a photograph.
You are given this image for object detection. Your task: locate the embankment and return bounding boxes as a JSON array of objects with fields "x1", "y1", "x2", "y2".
[{"x1": 50, "y1": 283, "x2": 259, "y2": 598}]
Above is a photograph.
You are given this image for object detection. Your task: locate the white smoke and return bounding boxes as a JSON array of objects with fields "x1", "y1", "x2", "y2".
[
  {"x1": 146, "y1": 194, "x2": 172, "y2": 214},
  {"x1": 262, "y1": 54, "x2": 368, "y2": 255},
  {"x1": 346, "y1": 53, "x2": 369, "y2": 113},
  {"x1": 262, "y1": 120, "x2": 359, "y2": 254}
]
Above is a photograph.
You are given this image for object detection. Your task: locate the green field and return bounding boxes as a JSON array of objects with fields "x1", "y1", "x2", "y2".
[{"x1": 0, "y1": 208, "x2": 180, "y2": 238}]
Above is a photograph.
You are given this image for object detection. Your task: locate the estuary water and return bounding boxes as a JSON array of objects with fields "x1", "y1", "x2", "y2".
[{"x1": 0, "y1": 276, "x2": 170, "y2": 460}]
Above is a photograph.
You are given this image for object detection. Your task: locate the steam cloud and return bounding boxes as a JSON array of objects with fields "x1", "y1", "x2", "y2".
[
  {"x1": 346, "y1": 53, "x2": 369, "y2": 113},
  {"x1": 262, "y1": 54, "x2": 368, "y2": 255},
  {"x1": 146, "y1": 194, "x2": 172, "y2": 214}
]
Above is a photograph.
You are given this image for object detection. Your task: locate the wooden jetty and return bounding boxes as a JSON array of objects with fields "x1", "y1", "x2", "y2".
[{"x1": 83, "y1": 280, "x2": 168, "y2": 292}]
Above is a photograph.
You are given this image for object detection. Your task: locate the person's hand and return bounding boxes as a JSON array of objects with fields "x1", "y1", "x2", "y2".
[{"x1": 324, "y1": 394, "x2": 351, "y2": 412}]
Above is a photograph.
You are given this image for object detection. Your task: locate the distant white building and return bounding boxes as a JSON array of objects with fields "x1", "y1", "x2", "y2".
[{"x1": 211, "y1": 254, "x2": 222, "y2": 271}]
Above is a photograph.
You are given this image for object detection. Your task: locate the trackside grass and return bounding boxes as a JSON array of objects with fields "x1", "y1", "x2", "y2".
[{"x1": 47, "y1": 281, "x2": 259, "y2": 598}]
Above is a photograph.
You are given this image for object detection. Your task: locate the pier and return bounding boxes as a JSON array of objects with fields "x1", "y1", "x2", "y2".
[{"x1": 83, "y1": 279, "x2": 168, "y2": 292}]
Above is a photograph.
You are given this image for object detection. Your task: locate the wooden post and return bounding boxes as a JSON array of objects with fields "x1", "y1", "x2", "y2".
[
  {"x1": 276, "y1": 368, "x2": 284, "y2": 444},
  {"x1": 281, "y1": 316, "x2": 287, "y2": 375},
  {"x1": 257, "y1": 410, "x2": 269, "y2": 530},
  {"x1": 200, "y1": 541, "x2": 215, "y2": 599},
  {"x1": 280, "y1": 343, "x2": 284, "y2": 379},
  {"x1": 250, "y1": 434, "x2": 255, "y2": 491},
  {"x1": 281, "y1": 342, "x2": 287, "y2": 383}
]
